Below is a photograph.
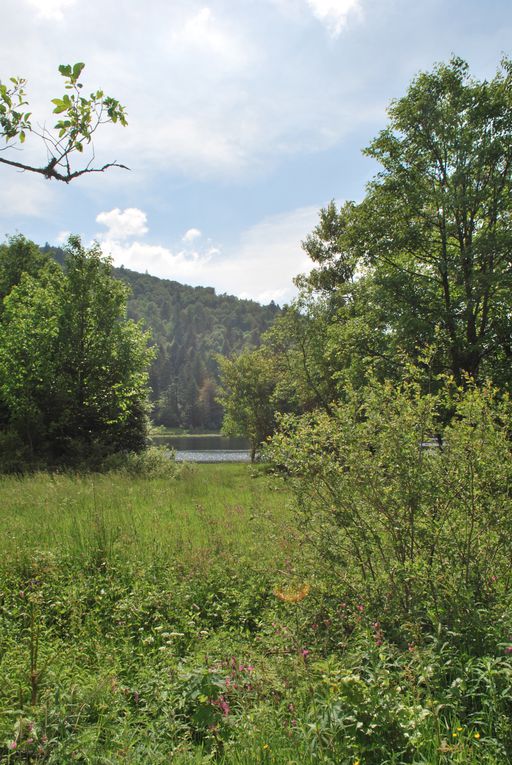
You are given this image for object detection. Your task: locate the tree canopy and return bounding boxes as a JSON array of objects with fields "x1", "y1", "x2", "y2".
[
  {"x1": 0, "y1": 236, "x2": 153, "y2": 470},
  {"x1": 298, "y1": 57, "x2": 512, "y2": 389},
  {"x1": 218, "y1": 57, "x2": 512, "y2": 452}
]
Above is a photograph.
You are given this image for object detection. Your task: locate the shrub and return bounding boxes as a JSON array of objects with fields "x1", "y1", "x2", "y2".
[
  {"x1": 102, "y1": 445, "x2": 179, "y2": 479},
  {"x1": 266, "y1": 378, "x2": 512, "y2": 649}
]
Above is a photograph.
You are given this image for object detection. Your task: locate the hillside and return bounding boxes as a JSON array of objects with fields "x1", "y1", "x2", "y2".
[{"x1": 41, "y1": 245, "x2": 280, "y2": 430}]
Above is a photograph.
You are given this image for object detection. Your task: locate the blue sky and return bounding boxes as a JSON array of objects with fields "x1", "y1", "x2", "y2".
[{"x1": 1, "y1": 0, "x2": 511, "y2": 303}]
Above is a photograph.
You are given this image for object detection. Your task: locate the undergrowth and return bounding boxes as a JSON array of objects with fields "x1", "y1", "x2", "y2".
[{"x1": 0, "y1": 464, "x2": 511, "y2": 763}]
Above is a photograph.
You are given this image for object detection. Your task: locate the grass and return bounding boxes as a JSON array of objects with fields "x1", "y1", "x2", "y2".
[
  {"x1": 0, "y1": 465, "x2": 292, "y2": 570},
  {"x1": 0, "y1": 465, "x2": 511, "y2": 763}
]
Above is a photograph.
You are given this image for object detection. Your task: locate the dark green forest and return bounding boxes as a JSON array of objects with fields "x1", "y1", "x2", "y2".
[{"x1": 42, "y1": 244, "x2": 280, "y2": 431}]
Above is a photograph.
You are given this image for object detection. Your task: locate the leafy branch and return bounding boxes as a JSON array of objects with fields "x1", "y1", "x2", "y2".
[{"x1": 0, "y1": 62, "x2": 129, "y2": 182}]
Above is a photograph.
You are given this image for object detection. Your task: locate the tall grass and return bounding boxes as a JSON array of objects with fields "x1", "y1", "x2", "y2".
[
  {"x1": 0, "y1": 465, "x2": 294, "y2": 573},
  {"x1": 1, "y1": 464, "x2": 511, "y2": 763}
]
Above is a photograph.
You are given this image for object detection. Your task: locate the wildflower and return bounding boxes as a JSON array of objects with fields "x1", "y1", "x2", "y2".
[
  {"x1": 474, "y1": 732, "x2": 481, "y2": 740},
  {"x1": 274, "y1": 583, "x2": 310, "y2": 603},
  {"x1": 8, "y1": 741, "x2": 17, "y2": 751},
  {"x1": 356, "y1": 604, "x2": 364, "y2": 612},
  {"x1": 452, "y1": 732, "x2": 458, "y2": 738},
  {"x1": 263, "y1": 743, "x2": 269, "y2": 749},
  {"x1": 457, "y1": 727, "x2": 463, "y2": 732},
  {"x1": 212, "y1": 696, "x2": 230, "y2": 715},
  {"x1": 504, "y1": 646, "x2": 512, "y2": 654},
  {"x1": 300, "y1": 648, "x2": 310, "y2": 658}
]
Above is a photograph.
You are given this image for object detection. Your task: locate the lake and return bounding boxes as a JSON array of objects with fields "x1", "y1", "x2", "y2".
[{"x1": 151, "y1": 434, "x2": 251, "y2": 463}]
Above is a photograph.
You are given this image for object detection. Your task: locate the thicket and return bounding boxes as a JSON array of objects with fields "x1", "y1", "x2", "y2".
[
  {"x1": 0, "y1": 236, "x2": 153, "y2": 471},
  {"x1": 267, "y1": 375, "x2": 512, "y2": 651}
]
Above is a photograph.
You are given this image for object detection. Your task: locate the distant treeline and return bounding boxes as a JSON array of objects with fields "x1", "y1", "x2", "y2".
[{"x1": 42, "y1": 245, "x2": 280, "y2": 431}]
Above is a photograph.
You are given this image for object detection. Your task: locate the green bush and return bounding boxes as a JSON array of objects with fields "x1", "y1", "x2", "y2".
[
  {"x1": 266, "y1": 378, "x2": 512, "y2": 649},
  {"x1": 102, "y1": 445, "x2": 179, "y2": 479}
]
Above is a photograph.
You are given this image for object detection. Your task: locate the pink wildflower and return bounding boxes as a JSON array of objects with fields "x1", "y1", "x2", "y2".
[{"x1": 213, "y1": 696, "x2": 230, "y2": 715}]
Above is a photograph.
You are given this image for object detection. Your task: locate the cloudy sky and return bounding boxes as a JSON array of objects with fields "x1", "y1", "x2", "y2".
[{"x1": 1, "y1": 0, "x2": 511, "y2": 303}]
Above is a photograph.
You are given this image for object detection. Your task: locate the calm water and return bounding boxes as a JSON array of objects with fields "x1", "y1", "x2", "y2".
[{"x1": 151, "y1": 434, "x2": 251, "y2": 463}]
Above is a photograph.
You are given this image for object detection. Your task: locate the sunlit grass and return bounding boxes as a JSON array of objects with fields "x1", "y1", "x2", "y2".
[{"x1": 0, "y1": 464, "x2": 294, "y2": 574}]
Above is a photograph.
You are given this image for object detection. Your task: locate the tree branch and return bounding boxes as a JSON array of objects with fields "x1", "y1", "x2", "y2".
[{"x1": 0, "y1": 154, "x2": 129, "y2": 183}]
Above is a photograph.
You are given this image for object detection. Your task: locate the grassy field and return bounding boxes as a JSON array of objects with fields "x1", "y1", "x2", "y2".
[{"x1": 1, "y1": 465, "x2": 511, "y2": 764}]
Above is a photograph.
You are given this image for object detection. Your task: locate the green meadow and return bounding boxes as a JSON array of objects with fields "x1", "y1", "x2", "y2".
[{"x1": 1, "y1": 464, "x2": 512, "y2": 764}]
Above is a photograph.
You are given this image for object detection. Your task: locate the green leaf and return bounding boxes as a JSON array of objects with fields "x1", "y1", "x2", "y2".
[{"x1": 72, "y1": 62, "x2": 85, "y2": 79}]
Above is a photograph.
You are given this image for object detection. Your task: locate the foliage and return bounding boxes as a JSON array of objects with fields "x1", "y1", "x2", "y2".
[
  {"x1": 266, "y1": 376, "x2": 512, "y2": 649},
  {"x1": 216, "y1": 349, "x2": 279, "y2": 461},
  {"x1": 0, "y1": 236, "x2": 153, "y2": 469},
  {"x1": 102, "y1": 445, "x2": 179, "y2": 479},
  {"x1": 40, "y1": 246, "x2": 280, "y2": 432},
  {"x1": 0, "y1": 63, "x2": 127, "y2": 182},
  {"x1": 291, "y1": 57, "x2": 512, "y2": 395},
  {"x1": 0, "y1": 465, "x2": 511, "y2": 763}
]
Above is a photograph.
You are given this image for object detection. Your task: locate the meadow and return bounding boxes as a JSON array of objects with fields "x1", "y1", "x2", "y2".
[{"x1": 1, "y1": 464, "x2": 512, "y2": 764}]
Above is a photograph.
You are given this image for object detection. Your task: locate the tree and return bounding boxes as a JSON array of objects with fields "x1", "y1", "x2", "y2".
[
  {"x1": 299, "y1": 58, "x2": 512, "y2": 388},
  {"x1": 0, "y1": 236, "x2": 154, "y2": 468},
  {"x1": 0, "y1": 63, "x2": 127, "y2": 182},
  {"x1": 216, "y1": 349, "x2": 278, "y2": 461}
]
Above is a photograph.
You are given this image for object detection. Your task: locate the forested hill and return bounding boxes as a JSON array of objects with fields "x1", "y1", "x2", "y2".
[{"x1": 41, "y1": 245, "x2": 280, "y2": 431}]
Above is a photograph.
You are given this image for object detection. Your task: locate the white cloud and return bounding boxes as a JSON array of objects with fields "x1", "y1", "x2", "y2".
[
  {"x1": 182, "y1": 228, "x2": 202, "y2": 243},
  {"x1": 0, "y1": 173, "x2": 56, "y2": 219},
  {"x1": 25, "y1": 0, "x2": 76, "y2": 21},
  {"x1": 96, "y1": 208, "x2": 148, "y2": 241},
  {"x1": 97, "y1": 205, "x2": 320, "y2": 304},
  {"x1": 100, "y1": 239, "x2": 217, "y2": 282},
  {"x1": 56, "y1": 230, "x2": 70, "y2": 244},
  {"x1": 216, "y1": 205, "x2": 319, "y2": 302},
  {"x1": 174, "y1": 7, "x2": 249, "y2": 68},
  {"x1": 306, "y1": 0, "x2": 362, "y2": 36}
]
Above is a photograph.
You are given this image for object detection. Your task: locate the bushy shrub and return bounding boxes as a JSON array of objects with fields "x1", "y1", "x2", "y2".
[
  {"x1": 102, "y1": 445, "x2": 179, "y2": 479},
  {"x1": 266, "y1": 378, "x2": 512, "y2": 649}
]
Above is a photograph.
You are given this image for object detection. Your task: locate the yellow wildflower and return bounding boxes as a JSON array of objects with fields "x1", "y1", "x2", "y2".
[
  {"x1": 474, "y1": 732, "x2": 481, "y2": 740},
  {"x1": 274, "y1": 583, "x2": 310, "y2": 603}
]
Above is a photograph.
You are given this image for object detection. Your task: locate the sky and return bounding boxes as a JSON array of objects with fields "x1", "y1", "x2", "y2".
[{"x1": 1, "y1": 0, "x2": 511, "y2": 304}]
